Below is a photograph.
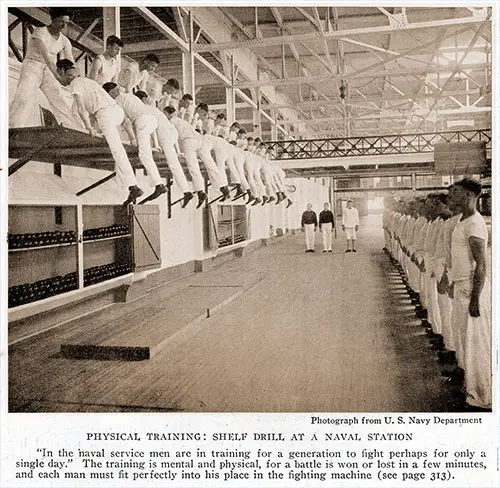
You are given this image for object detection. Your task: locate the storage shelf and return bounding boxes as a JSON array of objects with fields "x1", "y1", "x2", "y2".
[
  {"x1": 83, "y1": 234, "x2": 131, "y2": 243},
  {"x1": 8, "y1": 274, "x2": 133, "y2": 323},
  {"x1": 9, "y1": 242, "x2": 77, "y2": 252},
  {"x1": 215, "y1": 204, "x2": 247, "y2": 250},
  {"x1": 8, "y1": 202, "x2": 160, "y2": 321}
]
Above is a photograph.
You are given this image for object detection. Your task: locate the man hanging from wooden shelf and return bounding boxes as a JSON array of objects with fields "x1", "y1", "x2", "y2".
[
  {"x1": 196, "y1": 104, "x2": 245, "y2": 200},
  {"x1": 117, "y1": 53, "x2": 160, "y2": 96},
  {"x1": 158, "y1": 78, "x2": 182, "y2": 111},
  {"x1": 164, "y1": 105, "x2": 228, "y2": 208},
  {"x1": 9, "y1": 8, "x2": 84, "y2": 131},
  {"x1": 56, "y1": 59, "x2": 143, "y2": 206},
  {"x1": 103, "y1": 83, "x2": 193, "y2": 207}
]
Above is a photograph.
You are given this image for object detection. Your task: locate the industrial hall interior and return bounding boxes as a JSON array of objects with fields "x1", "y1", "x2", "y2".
[{"x1": 6, "y1": 5, "x2": 494, "y2": 413}]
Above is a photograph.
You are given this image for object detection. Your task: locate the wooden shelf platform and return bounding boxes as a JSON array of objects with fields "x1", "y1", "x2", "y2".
[
  {"x1": 9, "y1": 126, "x2": 207, "y2": 179},
  {"x1": 83, "y1": 234, "x2": 131, "y2": 243},
  {"x1": 9, "y1": 242, "x2": 77, "y2": 252}
]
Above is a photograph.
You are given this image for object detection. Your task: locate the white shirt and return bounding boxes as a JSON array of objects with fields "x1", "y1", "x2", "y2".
[
  {"x1": 170, "y1": 116, "x2": 199, "y2": 140},
  {"x1": 213, "y1": 124, "x2": 230, "y2": 139},
  {"x1": 134, "y1": 70, "x2": 149, "y2": 91},
  {"x1": 117, "y1": 62, "x2": 148, "y2": 92},
  {"x1": 92, "y1": 54, "x2": 120, "y2": 85},
  {"x1": 27, "y1": 26, "x2": 72, "y2": 63},
  {"x1": 202, "y1": 118, "x2": 214, "y2": 135},
  {"x1": 178, "y1": 105, "x2": 195, "y2": 123},
  {"x1": 444, "y1": 214, "x2": 461, "y2": 270},
  {"x1": 158, "y1": 90, "x2": 182, "y2": 111},
  {"x1": 70, "y1": 77, "x2": 115, "y2": 114},
  {"x1": 115, "y1": 93, "x2": 149, "y2": 122},
  {"x1": 342, "y1": 207, "x2": 359, "y2": 227},
  {"x1": 145, "y1": 105, "x2": 175, "y2": 134},
  {"x1": 450, "y1": 212, "x2": 488, "y2": 282}
]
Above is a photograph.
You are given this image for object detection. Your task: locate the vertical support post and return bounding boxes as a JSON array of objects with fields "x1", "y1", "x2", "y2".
[
  {"x1": 253, "y1": 64, "x2": 262, "y2": 138},
  {"x1": 271, "y1": 109, "x2": 278, "y2": 140},
  {"x1": 226, "y1": 55, "x2": 236, "y2": 123},
  {"x1": 184, "y1": 9, "x2": 196, "y2": 99},
  {"x1": 298, "y1": 61, "x2": 303, "y2": 102},
  {"x1": 332, "y1": 177, "x2": 337, "y2": 239},
  {"x1": 411, "y1": 172, "x2": 416, "y2": 191},
  {"x1": 103, "y1": 7, "x2": 121, "y2": 41},
  {"x1": 254, "y1": 7, "x2": 259, "y2": 38},
  {"x1": 281, "y1": 27, "x2": 286, "y2": 78},
  {"x1": 76, "y1": 204, "x2": 84, "y2": 290}
]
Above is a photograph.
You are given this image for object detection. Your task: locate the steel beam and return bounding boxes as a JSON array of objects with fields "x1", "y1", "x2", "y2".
[
  {"x1": 192, "y1": 14, "x2": 489, "y2": 52},
  {"x1": 418, "y1": 19, "x2": 489, "y2": 128},
  {"x1": 344, "y1": 24, "x2": 479, "y2": 81},
  {"x1": 122, "y1": 40, "x2": 178, "y2": 53},
  {"x1": 232, "y1": 62, "x2": 488, "y2": 89}
]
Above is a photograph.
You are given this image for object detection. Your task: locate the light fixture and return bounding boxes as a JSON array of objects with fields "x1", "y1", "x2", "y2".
[{"x1": 339, "y1": 80, "x2": 347, "y2": 100}]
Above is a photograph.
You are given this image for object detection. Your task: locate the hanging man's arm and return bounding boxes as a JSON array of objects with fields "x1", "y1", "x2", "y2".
[
  {"x1": 73, "y1": 93, "x2": 97, "y2": 136},
  {"x1": 88, "y1": 56, "x2": 102, "y2": 82},
  {"x1": 469, "y1": 236, "x2": 487, "y2": 317}
]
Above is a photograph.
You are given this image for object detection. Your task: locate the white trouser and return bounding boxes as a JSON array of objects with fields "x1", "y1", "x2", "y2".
[
  {"x1": 304, "y1": 224, "x2": 315, "y2": 250},
  {"x1": 156, "y1": 119, "x2": 190, "y2": 193},
  {"x1": 244, "y1": 154, "x2": 261, "y2": 198},
  {"x1": 426, "y1": 273, "x2": 442, "y2": 334},
  {"x1": 409, "y1": 262, "x2": 420, "y2": 293},
  {"x1": 419, "y1": 270, "x2": 427, "y2": 309},
  {"x1": 10, "y1": 59, "x2": 84, "y2": 131},
  {"x1": 438, "y1": 291, "x2": 454, "y2": 351},
  {"x1": 208, "y1": 136, "x2": 241, "y2": 186},
  {"x1": 273, "y1": 168, "x2": 287, "y2": 193},
  {"x1": 230, "y1": 147, "x2": 250, "y2": 190},
  {"x1": 197, "y1": 138, "x2": 223, "y2": 190},
  {"x1": 95, "y1": 104, "x2": 137, "y2": 189},
  {"x1": 321, "y1": 223, "x2": 333, "y2": 251},
  {"x1": 179, "y1": 138, "x2": 204, "y2": 192},
  {"x1": 384, "y1": 229, "x2": 391, "y2": 250},
  {"x1": 134, "y1": 114, "x2": 162, "y2": 187},
  {"x1": 229, "y1": 148, "x2": 250, "y2": 190},
  {"x1": 390, "y1": 236, "x2": 397, "y2": 259},
  {"x1": 252, "y1": 157, "x2": 267, "y2": 196},
  {"x1": 452, "y1": 279, "x2": 491, "y2": 408},
  {"x1": 261, "y1": 161, "x2": 279, "y2": 195},
  {"x1": 345, "y1": 227, "x2": 356, "y2": 240}
]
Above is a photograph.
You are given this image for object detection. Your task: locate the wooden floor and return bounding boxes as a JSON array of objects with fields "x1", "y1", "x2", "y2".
[{"x1": 10, "y1": 214, "x2": 461, "y2": 412}]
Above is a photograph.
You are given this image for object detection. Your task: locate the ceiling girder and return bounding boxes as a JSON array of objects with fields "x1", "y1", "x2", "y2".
[
  {"x1": 192, "y1": 13, "x2": 489, "y2": 52},
  {"x1": 231, "y1": 62, "x2": 488, "y2": 89}
]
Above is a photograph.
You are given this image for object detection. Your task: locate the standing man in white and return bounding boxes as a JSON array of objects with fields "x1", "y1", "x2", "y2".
[
  {"x1": 319, "y1": 203, "x2": 335, "y2": 252},
  {"x1": 448, "y1": 178, "x2": 491, "y2": 411},
  {"x1": 342, "y1": 199, "x2": 360, "y2": 253},
  {"x1": 89, "y1": 35, "x2": 123, "y2": 85},
  {"x1": 301, "y1": 203, "x2": 318, "y2": 253},
  {"x1": 56, "y1": 59, "x2": 143, "y2": 206},
  {"x1": 9, "y1": 8, "x2": 84, "y2": 130}
]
